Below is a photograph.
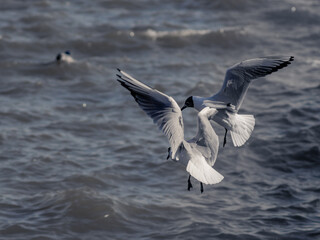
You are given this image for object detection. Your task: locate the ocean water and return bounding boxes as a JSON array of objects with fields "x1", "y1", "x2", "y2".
[{"x1": 0, "y1": 0, "x2": 319, "y2": 239}]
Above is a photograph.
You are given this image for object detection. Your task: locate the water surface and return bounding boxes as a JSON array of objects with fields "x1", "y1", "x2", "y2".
[{"x1": 0, "y1": 0, "x2": 319, "y2": 239}]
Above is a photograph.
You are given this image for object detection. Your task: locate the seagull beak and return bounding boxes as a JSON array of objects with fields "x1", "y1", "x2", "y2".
[{"x1": 181, "y1": 105, "x2": 187, "y2": 111}]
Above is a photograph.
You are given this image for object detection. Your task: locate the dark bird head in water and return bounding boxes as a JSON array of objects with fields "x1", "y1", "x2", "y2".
[
  {"x1": 181, "y1": 96, "x2": 194, "y2": 111},
  {"x1": 56, "y1": 53, "x2": 61, "y2": 61}
]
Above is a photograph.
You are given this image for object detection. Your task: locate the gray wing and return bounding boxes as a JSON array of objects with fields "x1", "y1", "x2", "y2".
[
  {"x1": 212, "y1": 56, "x2": 294, "y2": 110},
  {"x1": 117, "y1": 69, "x2": 184, "y2": 158}
]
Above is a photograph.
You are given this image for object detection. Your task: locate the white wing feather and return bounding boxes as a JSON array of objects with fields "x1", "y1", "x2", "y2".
[{"x1": 117, "y1": 69, "x2": 184, "y2": 158}]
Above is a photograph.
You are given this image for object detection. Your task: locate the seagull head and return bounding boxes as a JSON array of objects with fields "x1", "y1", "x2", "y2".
[{"x1": 181, "y1": 96, "x2": 194, "y2": 111}]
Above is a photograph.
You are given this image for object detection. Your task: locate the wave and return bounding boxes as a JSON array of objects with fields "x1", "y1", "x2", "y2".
[
  {"x1": 128, "y1": 27, "x2": 253, "y2": 49},
  {"x1": 0, "y1": 188, "x2": 114, "y2": 237},
  {"x1": 142, "y1": 29, "x2": 212, "y2": 40}
]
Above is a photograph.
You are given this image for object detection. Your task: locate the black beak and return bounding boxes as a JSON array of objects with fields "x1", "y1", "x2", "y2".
[{"x1": 181, "y1": 105, "x2": 187, "y2": 111}]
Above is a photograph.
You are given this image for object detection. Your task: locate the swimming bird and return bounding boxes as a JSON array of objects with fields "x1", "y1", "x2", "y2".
[
  {"x1": 56, "y1": 50, "x2": 74, "y2": 64},
  {"x1": 116, "y1": 69, "x2": 229, "y2": 193},
  {"x1": 181, "y1": 56, "x2": 294, "y2": 147}
]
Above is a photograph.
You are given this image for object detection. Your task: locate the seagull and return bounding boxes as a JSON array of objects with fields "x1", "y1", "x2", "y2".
[
  {"x1": 56, "y1": 50, "x2": 74, "y2": 64},
  {"x1": 116, "y1": 69, "x2": 230, "y2": 193},
  {"x1": 181, "y1": 56, "x2": 294, "y2": 147}
]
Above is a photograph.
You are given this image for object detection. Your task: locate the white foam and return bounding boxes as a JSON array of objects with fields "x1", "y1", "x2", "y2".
[{"x1": 143, "y1": 29, "x2": 212, "y2": 40}]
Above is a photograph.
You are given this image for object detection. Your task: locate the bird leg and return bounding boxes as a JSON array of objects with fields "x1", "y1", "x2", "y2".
[
  {"x1": 200, "y1": 182, "x2": 204, "y2": 193},
  {"x1": 166, "y1": 147, "x2": 171, "y2": 160},
  {"x1": 187, "y1": 175, "x2": 193, "y2": 191},
  {"x1": 223, "y1": 128, "x2": 228, "y2": 147}
]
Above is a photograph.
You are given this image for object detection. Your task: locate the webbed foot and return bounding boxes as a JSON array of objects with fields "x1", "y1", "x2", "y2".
[
  {"x1": 166, "y1": 147, "x2": 171, "y2": 160},
  {"x1": 188, "y1": 175, "x2": 193, "y2": 191},
  {"x1": 223, "y1": 128, "x2": 228, "y2": 147}
]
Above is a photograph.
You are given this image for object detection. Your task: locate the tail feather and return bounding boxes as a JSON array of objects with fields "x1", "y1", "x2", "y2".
[
  {"x1": 186, "y1": 159, "x2": 224, "y2": 185},
  {"x1": 230, "y1": 114, "x2": 255, "y2": 147}
]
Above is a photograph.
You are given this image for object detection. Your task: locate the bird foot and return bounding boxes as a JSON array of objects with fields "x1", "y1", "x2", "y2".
[
  {"x1": 200, "y1": 182, "x2": 204, "y2": 194},
  {"x1": 223, "y1": 129, "x2": 227, "y2": 147},
  {"x1": 188, "y1": 175, "x2": 193, "y2": 191},
  {"x1": 166, "y1": 147, "x2": 171, "y2": 160}
]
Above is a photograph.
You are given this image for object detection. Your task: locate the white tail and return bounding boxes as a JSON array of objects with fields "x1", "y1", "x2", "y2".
[
  {"x1": 186, "y1": 158, "x2": 224, "y2": 185},
  {"x1": 230, "y1": 114, "x2": 255, "y2": 147}
]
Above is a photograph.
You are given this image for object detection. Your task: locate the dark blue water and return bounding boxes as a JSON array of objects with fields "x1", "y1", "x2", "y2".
[{"x1": 0, "y1": 0, "x2": 319, "y2": 239}]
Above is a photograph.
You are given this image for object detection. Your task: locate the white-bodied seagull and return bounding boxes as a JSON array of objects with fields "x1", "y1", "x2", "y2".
[
  {"x1": 56, "y1": 50, "x2": 74, "y2": 64},
  {"x1": 181, "y1": 56, "x2": 294, "y2": 147}
]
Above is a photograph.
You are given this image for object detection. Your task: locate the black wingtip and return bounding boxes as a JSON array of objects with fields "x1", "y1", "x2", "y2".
[
  {"x1": 117, "y1": 68, "x2": 121, "y2": 72},
  {"x1": 270, "y1": 56, "x2": 294, "y2": 72},
  {"x1": 116, "y1": 74, "x2": 122, "y2": 79},
  {"x1": 118, "y1": 80, "x2": 129, "y2": 90}
]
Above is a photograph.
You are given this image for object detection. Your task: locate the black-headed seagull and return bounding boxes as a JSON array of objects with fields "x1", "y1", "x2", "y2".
[
  {"x1": 181, "y1": 56, "x2": 294, "y2": 147},
  {"x1": 116, "y1": 69, "x2": 231, "y2": 193},
  {"x1": 56, "y1": 50, "x2": 74, "y2": 64}
]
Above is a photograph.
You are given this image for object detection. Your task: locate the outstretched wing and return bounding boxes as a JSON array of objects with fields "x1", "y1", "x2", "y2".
[
  {"x1": 117, "y1": 69, "x2": 184, "y2": 158},
  {"x1": 212, "y1": 56, "x2": 294, "y2": 110}
]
